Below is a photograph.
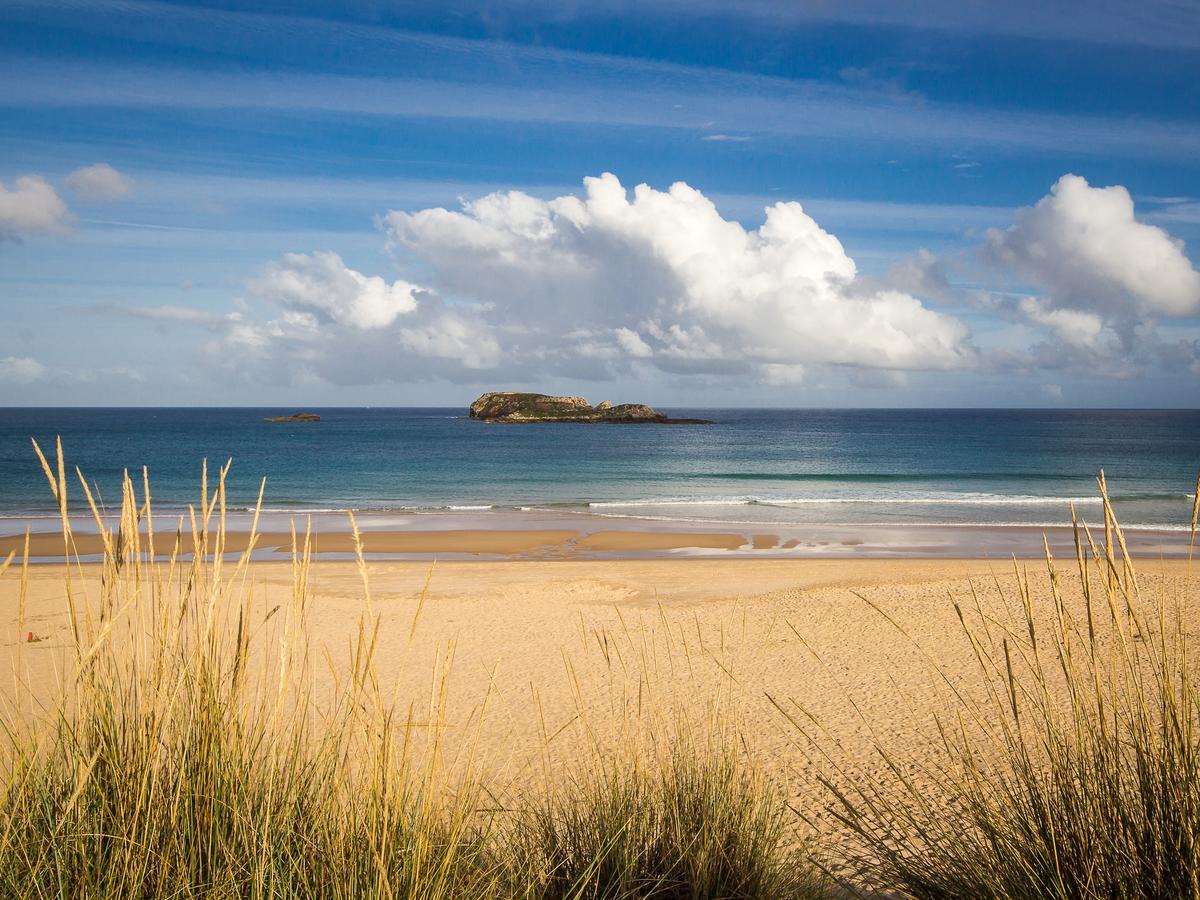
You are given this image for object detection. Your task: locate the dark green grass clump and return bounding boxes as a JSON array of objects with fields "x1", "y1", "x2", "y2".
[{"x1": 503, "y1": 741, "x2": 821, "y2": 900}]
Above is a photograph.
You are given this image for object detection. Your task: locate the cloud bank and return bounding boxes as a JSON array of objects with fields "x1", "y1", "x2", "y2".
[
  {"x1": 194, "y1": 175, "x2": 977, "y2": 386},
  {"x1": 115, "y1": 171, "x2": 1198, "y2": 391}
]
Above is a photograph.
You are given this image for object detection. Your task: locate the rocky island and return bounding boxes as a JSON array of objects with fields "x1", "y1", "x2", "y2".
[
  {"x1": 468, "y1": 392, "x2": 712, "y2": 424},
  {"x1": 263, "y1": 412, "x2": 321, "y2": 423}
]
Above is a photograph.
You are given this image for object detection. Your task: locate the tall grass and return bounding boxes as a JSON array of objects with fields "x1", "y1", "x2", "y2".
[
  {"x1": 502, "y1": 728, "x2": 818, "y2": 900},
  {"x1": 804, "y1": 471, "x2": 1200, "y2": 899},
  {"x1": 0, "y1": 442, "x2": 811, "y2": 899},
  {"x1": 0, "y1": 442, "x2": 496, "y2": 898}
]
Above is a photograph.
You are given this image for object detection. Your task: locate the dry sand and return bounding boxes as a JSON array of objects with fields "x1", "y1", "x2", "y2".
[{"x1": 5, "y1": 555, "x2": 1197, "y2": 837}]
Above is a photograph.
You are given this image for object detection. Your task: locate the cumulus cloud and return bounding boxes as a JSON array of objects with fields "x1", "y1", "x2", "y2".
[
  {"x1": 1016, "y1": 297, "x2": 1105, "y2": 349},
  {"x1": 0, "y1": 176, "x2": 72, "y2": 240},
  {"x1": 383, "y1": 172, "x2": 975, "y2": 380},
  {"x1": 72, "y1": 172, "x2": 1190, "y2": 391},
  {"x1": 157, "y1": 173, "x2": 990, "y2": 388},
  {"x1": 193, "y1": 176, "x2": 975, "y2": 388},
  {"x1": 214, "y1": 251, "x2": 500, "y2": 384},
  {"x1": 983, "y1": 174, "x2": 1200, "y2": 374},
  {"x1": 248, "y1": 251, "x2": 420, "y2": 330},
  {"x1": 155, "y1": 171, "x2": 1199, "y2": 391},
  {"x1": 0, "y1": 356, "x2": 49, "y2": 384},
  {"x1": 65, "y1": 163, "x2": 134, "y2": 201},
  {"x1": 986, "y1": 174, "x2": 1200, "y2": 322},
  {"x1": 869, "y1": 248, "x2": 955, "y2": 302}
]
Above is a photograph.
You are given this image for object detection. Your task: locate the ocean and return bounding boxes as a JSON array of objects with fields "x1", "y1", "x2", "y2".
[{"x1": 0, "y1": 408, "x2": 1196, "y2": 534}]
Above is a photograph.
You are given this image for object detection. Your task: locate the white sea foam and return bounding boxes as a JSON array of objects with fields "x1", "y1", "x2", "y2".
[
  {"x1": 580, "y1": 509, "x2": 1193, "y2": 531},
  {"x1": 587, "y1": 494, "x2": 1115, "y2": 508},
  {"x1": 588, "y1": 498, "x2": 754, "y2": 508}
]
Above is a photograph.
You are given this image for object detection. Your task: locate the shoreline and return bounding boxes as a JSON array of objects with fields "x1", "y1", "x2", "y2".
[{"x1": 2, "y1": 510, "x2": 1194, "y2": 561}]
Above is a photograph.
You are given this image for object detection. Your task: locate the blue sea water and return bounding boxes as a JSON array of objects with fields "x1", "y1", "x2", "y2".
[{"x1": 0, "y1": 408, "x2": 1197, "y2": 531}]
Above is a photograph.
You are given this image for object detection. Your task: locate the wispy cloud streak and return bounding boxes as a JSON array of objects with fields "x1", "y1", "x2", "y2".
[{"x1": 5, "y1": 55, "x2": 1199, "y2": 160}]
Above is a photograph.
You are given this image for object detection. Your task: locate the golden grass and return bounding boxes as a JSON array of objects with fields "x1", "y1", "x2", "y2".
[{"x1": 789, "y1": 470, "x2": 1200, "y2": 898}]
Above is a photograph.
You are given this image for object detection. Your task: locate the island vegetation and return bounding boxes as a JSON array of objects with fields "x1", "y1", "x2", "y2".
[
  {"x1": 468, "y1": 392, "x2": 713, "y2": 424},
  {"x1": 263, "y1": 412, "x2": 321, "y2": 423}
]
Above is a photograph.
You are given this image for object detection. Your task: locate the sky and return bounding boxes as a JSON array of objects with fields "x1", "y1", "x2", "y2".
[{"x1": 1, "y1": 0, "x2": 1199, "y2": 408}]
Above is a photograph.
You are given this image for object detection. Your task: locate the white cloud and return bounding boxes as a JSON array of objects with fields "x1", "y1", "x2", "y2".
[
  {"x1": 871, "y1": 248, "x2": 954, "y2": 302},
  {"x1": 65, "y1": 163, "x2": 134, "y2": 201},
  {"x1": 986, "y1": 174, "x2": 1200, "y2": 321},
  {"x1": 384, "y1": 172, "x2": 975, "y2": 381},
  {"x1": 210, "y1": 251, "x2": 502, "y2": 385},
  {"x1": 615, "y1": 327, "x2": 654, "y2": 358},
  {"x1": 81, "y1": 302, "x2": 242, "y2": 328},
  {"x1": 701, "y1": 134, "x2": 753, "y2": 142},
  {"x1": 980, "y1": 174, "x2": 1200, "y2": 376},
  {"x1": 397, "y1": 310, "x2": 501, "y2": 369},
  {"x1": 0, "y1": 176, "x2": 72, "y2": 240},
  {"x1": 124, "y1": 171, "x2": 1196, "y2": 392},
  {"x1": 0, "y1": 354, "x2": 148, "y2": 387},
  {"x1": 247, "y1": 251, "x2": 419, "y2": 330},
  {"x1": 761, "y1": 363, "x2": 807, "y2": 385},
  {"x1": 192, "y1": 175, "x2": 975, "y2": 389},
  {"x1": 1017, "y1": 296, "x2": 1106, "y2": 349},
  {"x1": 0, "y1": 356, "x2": 49, "y2": 384}
]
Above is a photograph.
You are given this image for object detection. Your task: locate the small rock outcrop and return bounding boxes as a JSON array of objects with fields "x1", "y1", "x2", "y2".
[
  {"x1": 468, "y1": 392, "x2": 712, "y2": 424},
  {"x1": 263, "y1": 412, "x2": 321, "y2": 423}
]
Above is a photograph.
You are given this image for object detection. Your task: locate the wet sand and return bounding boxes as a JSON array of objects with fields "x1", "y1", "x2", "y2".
[{"x1": 1, "y1": 517, "x2": 1193, "y2": 561}]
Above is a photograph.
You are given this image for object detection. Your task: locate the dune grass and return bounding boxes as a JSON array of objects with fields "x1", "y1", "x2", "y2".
[
  {"x1": 0, "y1": 441, "x2": 814, "y2": 899},
  {"x1": 799, "y1": 471, "x2": 1200, "y2": 899},
  {"x1": 501, "y1": 730, "x2": 818, "y2": 900}
]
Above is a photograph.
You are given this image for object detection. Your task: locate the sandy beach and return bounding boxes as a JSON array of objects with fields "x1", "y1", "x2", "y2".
[{"x1": 7, "y1": 554, "x2": 1197, "y2": 836}]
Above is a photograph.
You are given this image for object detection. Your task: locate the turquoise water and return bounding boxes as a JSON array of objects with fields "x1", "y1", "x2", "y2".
[{"x1": 0, "y1": 408, "x2": 1196, "y2": 530}]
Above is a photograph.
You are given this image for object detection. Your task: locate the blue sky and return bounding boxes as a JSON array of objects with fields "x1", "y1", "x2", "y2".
[{"x1": 1, "y1": 0, "x2": 1198, "y2": 407}]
